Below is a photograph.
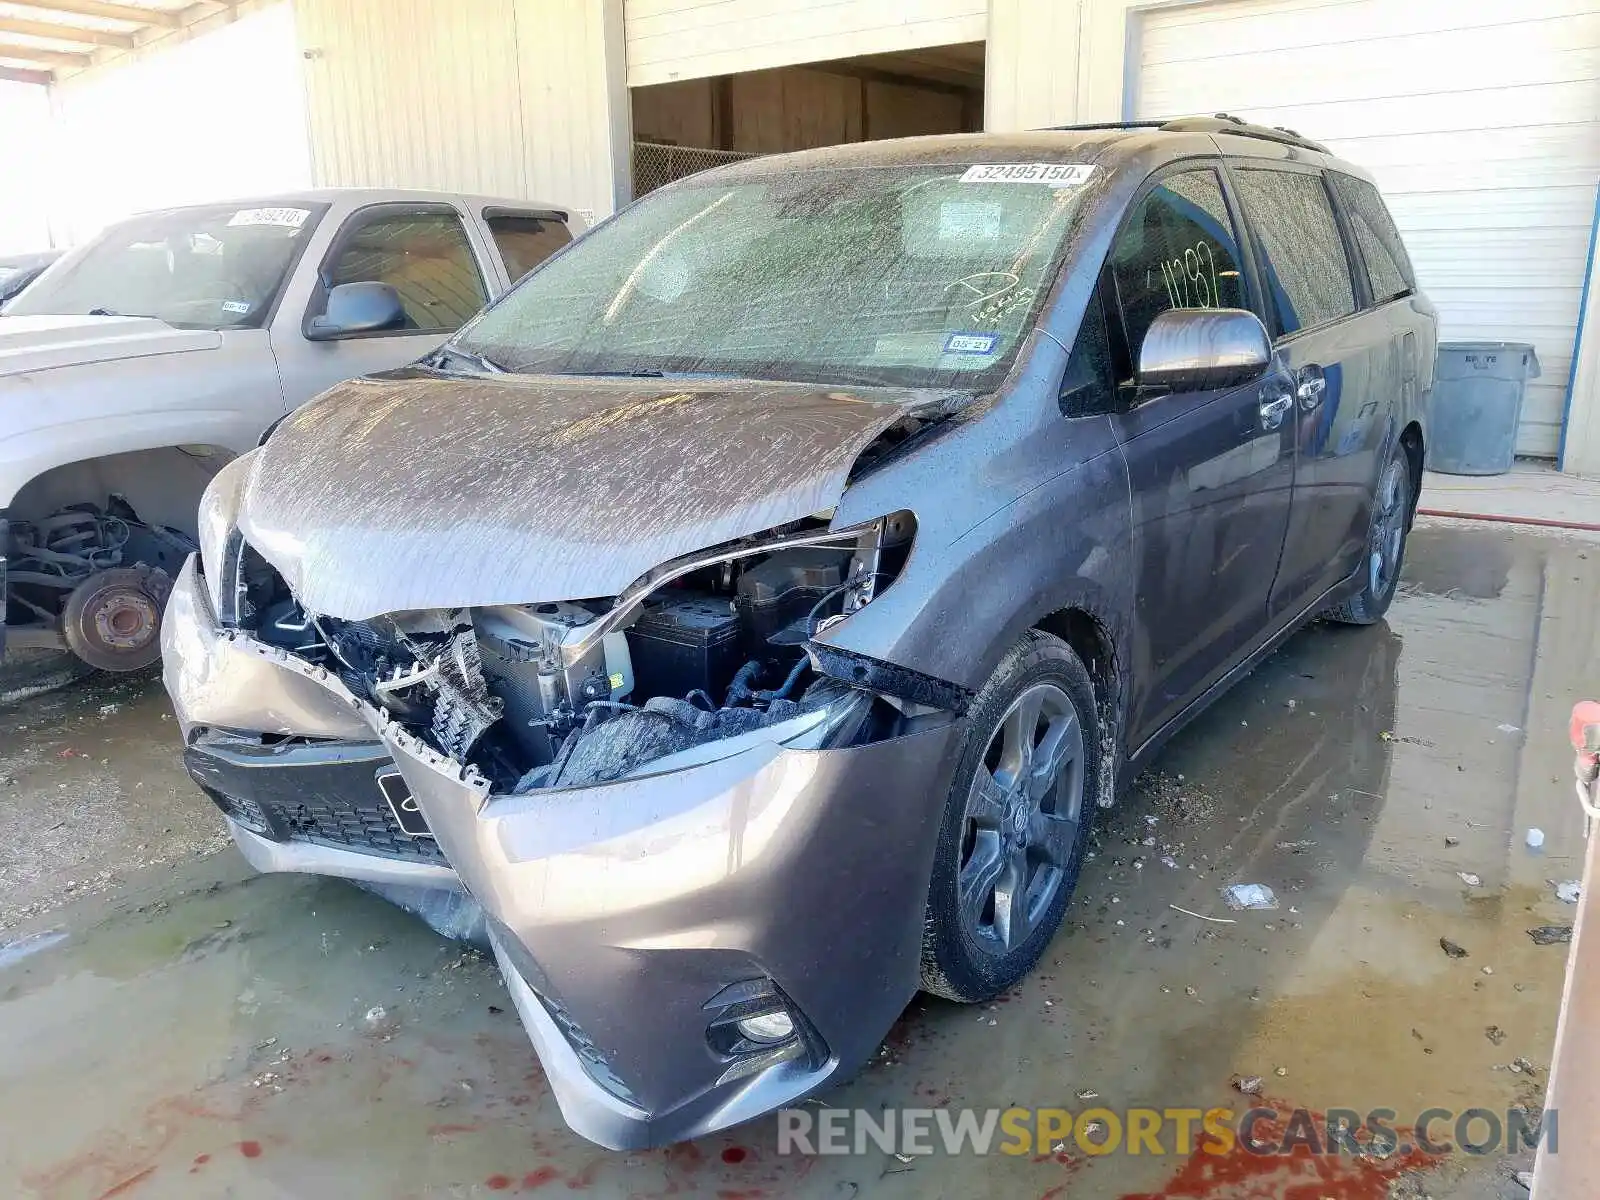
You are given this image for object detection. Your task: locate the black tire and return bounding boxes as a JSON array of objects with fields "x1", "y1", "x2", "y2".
[
  {"x1": 1323, "y1": 445, "x2": 1414, "y2": 626},
  {"x1": 919, "y1": 630, "x2": 1104, "y2": 1002}
]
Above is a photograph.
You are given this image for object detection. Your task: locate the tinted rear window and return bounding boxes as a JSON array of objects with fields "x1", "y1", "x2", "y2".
[
  {"x1": 1329, "y1": 174, "x2": 1415, "y2": 305},
  {"x1": 1232, "y1": 169, "x2": 1356, "y2": 335}
]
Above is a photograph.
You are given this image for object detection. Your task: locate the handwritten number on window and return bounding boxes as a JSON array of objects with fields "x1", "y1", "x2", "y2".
[{"x1": 1159, "y1": 241, "x2": 1219, "y2": 310}]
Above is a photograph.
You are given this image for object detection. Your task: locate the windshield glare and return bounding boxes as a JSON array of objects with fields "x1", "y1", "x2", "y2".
[
  {"x1": 8, "y1": 203, "x2": 323, "y2": 329},
  {"x1": 457, "y1": 166, "x2": 1091, "y2": 389}
]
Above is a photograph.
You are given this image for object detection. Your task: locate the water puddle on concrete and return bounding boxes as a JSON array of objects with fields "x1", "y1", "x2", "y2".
[{"x1": 1, "y1": 523, "x2": 1594, "y2": 1199}]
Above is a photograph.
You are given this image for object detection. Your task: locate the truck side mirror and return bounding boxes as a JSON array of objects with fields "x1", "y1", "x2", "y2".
[{"x1": 306, "y1": 281, "x2": 406, "y2": 340}]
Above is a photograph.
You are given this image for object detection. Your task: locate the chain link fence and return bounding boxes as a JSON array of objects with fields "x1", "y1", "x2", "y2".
[{"x1": 633, "y1": 141, "x2": 759, "y2": 198}]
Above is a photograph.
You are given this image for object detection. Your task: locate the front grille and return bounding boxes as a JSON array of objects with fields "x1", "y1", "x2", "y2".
[
  {"x1": 185, "y1": 734, "x2": 446, "y2": 865},
  {"x1": 261, "y1": 788, "x2": 447, "y2": 864}
]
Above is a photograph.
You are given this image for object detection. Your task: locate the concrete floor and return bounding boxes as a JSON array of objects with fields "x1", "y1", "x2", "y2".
[
  {"x1": 1, "y1": 521, "x2": 1596, "y2": 1200},
  {"x1": 1419, "y1": 461, "x2": 1600, "y2": 529}
]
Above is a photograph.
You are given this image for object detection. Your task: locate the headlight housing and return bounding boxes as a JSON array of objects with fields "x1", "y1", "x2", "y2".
[
  {"x1": 556, "y1": 511, "x2": 915, "y2": 668},
  {"x1": 196, "y1": 452, "x2": 255, "y2": 621}
]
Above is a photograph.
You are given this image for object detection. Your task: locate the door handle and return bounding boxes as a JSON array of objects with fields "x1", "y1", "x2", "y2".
[
  {"x1": 1296, "y1": 365, "x2": 1327, "y2": 410},
  {"x1": 1259, "y1": 393, "x2": 1293, "y2": 430}
]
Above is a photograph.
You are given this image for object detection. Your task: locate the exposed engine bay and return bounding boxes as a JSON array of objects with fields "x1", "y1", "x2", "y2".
[{"x1": 225, "y1": 513, "x2": 919, "y2": 792}]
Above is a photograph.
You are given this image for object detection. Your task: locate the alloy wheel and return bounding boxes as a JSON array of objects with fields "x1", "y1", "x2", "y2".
[
  {"x1": 958, "y1": 682, "x2": 1085, "y2": 955},
  {"x1": 1369, "y1": 458, "x2": 1409, "y2": 598}
]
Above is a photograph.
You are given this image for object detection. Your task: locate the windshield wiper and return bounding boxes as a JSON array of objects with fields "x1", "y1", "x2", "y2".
[
  {"x1": 87, "y1": 306, "x2": 119, "y2": 317},
  {"x1": 425, "y1": 344, "x2": 507, "y2": 375}
]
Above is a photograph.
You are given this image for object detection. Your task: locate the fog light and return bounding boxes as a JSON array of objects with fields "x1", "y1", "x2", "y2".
[{"x1": 735, "y1": 1010, "x2": 795, "y2": 1043}]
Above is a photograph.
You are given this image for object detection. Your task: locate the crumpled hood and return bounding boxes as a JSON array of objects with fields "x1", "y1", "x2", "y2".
[
  {"x1": 0, "y1": 314, "x2": 220, "y2": 378},
  {"x1": 239, "y1": 371, "x2": 943, "y2": 620}
]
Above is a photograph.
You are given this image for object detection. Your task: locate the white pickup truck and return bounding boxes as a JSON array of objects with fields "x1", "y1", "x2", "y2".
[{"x1": 0, "y1": 188, "x2": 579, "y2": 671}]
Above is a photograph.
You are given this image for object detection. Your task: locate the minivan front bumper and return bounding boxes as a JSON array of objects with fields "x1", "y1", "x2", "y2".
[
  {"x1": 162, "y1": 555, "x2": 964, "y2": 1147},
  {"x1": 379, "y1": 710, "x2": 960, "y2": 1147}
]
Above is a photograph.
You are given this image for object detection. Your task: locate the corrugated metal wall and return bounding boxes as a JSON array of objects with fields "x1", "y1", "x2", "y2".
[
  {"x1": 297, "y1": 0, "x2": 524, "y2": 198},
  {"x1": 623, "y1": 0, "x2": 987, "y2": 87},
  {"x1": 513, "y1": 0, "x2": 630, "y2": 224},
  {"x1": 294, "y1": 0, "x2": 629, "y2": 222},
  {"x1": 984, "y1": 0, "x2": 1082, "y2": 132},
  {"x1": 1134, "y1": 0, "x2": 1600, "y2": 459}
]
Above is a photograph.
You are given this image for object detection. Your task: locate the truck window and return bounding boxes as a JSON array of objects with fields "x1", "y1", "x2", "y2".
[
  {"x1": 325, "y1": 210, "x2": 488, "y2": 333},
  {"x1": 1231, "y1": 169, "x2": 1356, "y2": 335},
  {"x1": 1107, "y1": 167, "x2": 1247, "y2": 376},
  {"x1": 485, "y1": 213, "x2": 573, "y2": 284},
  {"x1": 8, "y1": 203, "x2": 323, "y2": 329}
]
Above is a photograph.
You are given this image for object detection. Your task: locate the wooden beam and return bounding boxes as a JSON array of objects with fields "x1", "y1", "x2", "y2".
[
  {"x1": 0, "y1": 63, "x2": 52, "y2": 84},
  {"x1": 808, "y1": 61, "x2": 977, "y2": 99},
  {"x1": 711, "y1": 75, "x2": 733, "y2": 152},
  {"x1": 0, "y1": 16, "x2": 134, "y2": 47},
  {"x1": 5, "y1": 0, "x2": 181, "y2": 28},
  {"x1": 0, "y1": 41, "x2": 91, "y2": 67}
]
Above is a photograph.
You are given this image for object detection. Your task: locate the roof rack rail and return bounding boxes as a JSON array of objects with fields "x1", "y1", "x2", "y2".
[
  {"x1": 1039, "y1": 120, "x2": 1166, "y2": 132},
  {"x1": 1157, "y1": 114, "x2": 1331, "y2": 155}
]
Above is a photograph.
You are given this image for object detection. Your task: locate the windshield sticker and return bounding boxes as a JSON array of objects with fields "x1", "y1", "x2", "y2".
[
  {"x1": 221, "y1": 300, "x2": 251, "y2": 315},
  {"x1": 943, "y1": 332, "x2": 1000, "y2": 356},
  {"x1": 938, "y1": 201, "x2": 1002, "y2": 241},
  {"x1": 227, "y1": 207, "x2": 310, "y2": 229},
  {"x1": 959, "y1": 163, "x2": 1096, "y2": 188}
]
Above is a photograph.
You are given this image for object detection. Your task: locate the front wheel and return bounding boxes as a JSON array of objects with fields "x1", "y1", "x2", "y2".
[
  {"x1": 918, "y1": 630, "x2": 1104, "y2": 1003},
  {"x1": 60, "y1": 566, "x2": 171, "y2": 672},
  {"x1": 1323, "y1": 446, "x2": 1413, "y2": 626}
]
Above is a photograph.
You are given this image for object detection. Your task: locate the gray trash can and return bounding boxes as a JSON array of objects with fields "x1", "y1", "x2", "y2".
[{"x1": 1427, "y1": 342, "x2": 1542, "y2": 476}]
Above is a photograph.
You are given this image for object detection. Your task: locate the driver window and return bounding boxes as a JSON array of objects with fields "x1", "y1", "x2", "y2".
[
  {"x1": 325, "y1": 210, "x2": 488, "y2": 333},
  {"x1": 1107, "y1": 168, "x2": 1246, "y2": 382}
]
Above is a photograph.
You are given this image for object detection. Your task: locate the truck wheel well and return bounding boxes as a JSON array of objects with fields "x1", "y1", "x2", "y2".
[{"x1": 10, "y1": 445, "x2": 234, "y2": 539}]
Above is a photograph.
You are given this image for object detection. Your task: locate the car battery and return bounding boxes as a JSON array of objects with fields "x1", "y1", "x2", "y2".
[{"x1": 628, "y1": 593, "x2": 744, "y2": 702}]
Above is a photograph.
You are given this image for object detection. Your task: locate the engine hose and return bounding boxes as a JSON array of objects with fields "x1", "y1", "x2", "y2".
[
  {"x1": 755, "y1": 656, "x2": 809, "y2": 703},
  {"x1": 724, "y1": 660, "x2": 764, "y2": 707}
]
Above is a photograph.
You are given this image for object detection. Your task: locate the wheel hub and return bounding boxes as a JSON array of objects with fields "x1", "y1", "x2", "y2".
[
  {"x1": 1005, "y1": 790, "x2": 1031, "y2": 846},
  {"x1": 60, "y1": 566, "x2": 171, "y2": 672},
  {"x1": 96, "y1": 592, "x2": 158, "y2": 648}
]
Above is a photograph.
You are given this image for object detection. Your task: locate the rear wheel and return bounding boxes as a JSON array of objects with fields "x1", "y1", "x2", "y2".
[
  {"x1": 919, "y1": 630, "x2": 1103, "y2": 1002},
  {"x1": 1324, "y1": 446, "x2": 1413, "y2": 626}
]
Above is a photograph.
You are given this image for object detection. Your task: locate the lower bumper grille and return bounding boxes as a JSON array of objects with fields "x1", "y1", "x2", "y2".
[{"x1": 185, "y1": 734, "x2": 446, "y2": 865}]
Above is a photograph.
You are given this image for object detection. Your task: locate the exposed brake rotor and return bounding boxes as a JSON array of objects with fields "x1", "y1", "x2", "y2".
[{"x1": 60, "y1": 565, "x2": 172, "y2": 672}]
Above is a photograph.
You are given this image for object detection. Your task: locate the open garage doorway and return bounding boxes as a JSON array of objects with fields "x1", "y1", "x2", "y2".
[{"x1": 629, "y1": 42, "x2": 984, "y2": 197}]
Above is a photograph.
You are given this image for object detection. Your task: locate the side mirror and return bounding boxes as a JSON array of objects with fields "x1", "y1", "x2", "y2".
[
  {"x1": 1136, "y1": 308, "x2": 1271, "y2": 393},
  {"x1": 306, "y1": 281, "x2": 406, "y2": 340}
]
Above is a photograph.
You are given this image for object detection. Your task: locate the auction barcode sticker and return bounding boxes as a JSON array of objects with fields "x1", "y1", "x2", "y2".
[
  {"x1": 227, "y1": 207, "x2": 311, "y2": 229},
  {"x1": 959, "y1": 163, "x2": 1096, "y2": 187}
]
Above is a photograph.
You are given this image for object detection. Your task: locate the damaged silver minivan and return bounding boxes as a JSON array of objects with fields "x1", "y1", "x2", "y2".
[{"x1": 163, "y1": 118, "x2": 1433, "y2": 1147}]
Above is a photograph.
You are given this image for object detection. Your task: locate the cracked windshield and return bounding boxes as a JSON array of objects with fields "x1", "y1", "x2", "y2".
[{"x1": 457, "y1": 165, "x2": 1094, "y2": 387}]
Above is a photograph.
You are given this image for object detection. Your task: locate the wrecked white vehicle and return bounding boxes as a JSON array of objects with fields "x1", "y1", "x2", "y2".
[
  {"x1": 163, "y1": 121, "x2": 1433, "y2": 1147},
  {"x1": 2, "y1": 190, "x2": 577, "y2": 671}
]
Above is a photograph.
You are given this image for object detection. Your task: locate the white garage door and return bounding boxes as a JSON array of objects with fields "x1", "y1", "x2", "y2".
[
  {"x1": 1134, "y1": 0, "x2": 1600, "y2": 458},
  {"x1": 624, "y1": 0, "x2": 987, "y2": 87}
]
